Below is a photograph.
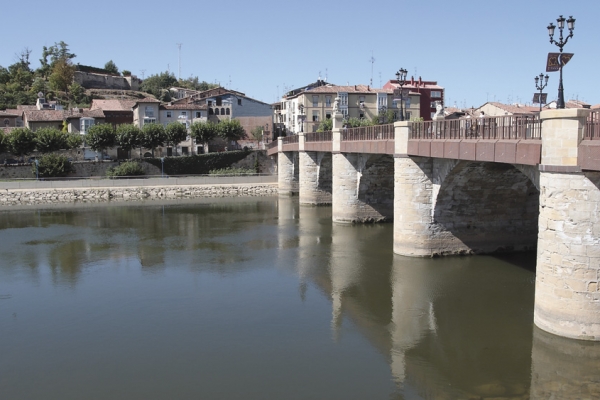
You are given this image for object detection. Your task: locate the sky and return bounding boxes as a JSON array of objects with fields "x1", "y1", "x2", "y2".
[{"x1": 1, "y1": 0, "x2": 598, "y2": 107}]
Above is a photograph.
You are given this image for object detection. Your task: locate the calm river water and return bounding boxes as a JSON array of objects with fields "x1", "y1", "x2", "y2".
[{"x1": 1, "y1": 197, "x2": 599, "y2": 399}]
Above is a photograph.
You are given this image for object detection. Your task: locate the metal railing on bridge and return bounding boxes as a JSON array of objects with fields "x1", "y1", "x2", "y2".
[
  {"x1": 266, "y1": 140, "x2": 278, "y2": 150},
  {"x1": 305, "y1": 131, "x2": 332, "y2": 142},
  {"x1": 585, "y1": 110, "x2": 600, "y2": 140},
  {"x1": 342, "y1": 124, "x2": 395, "y2": 141},
  {"x1": 282, "y1": 135, "x2": 299, "y2": 144},
  {"x1": 411, "y1": 115, "x2": 542, "y2": 140}
]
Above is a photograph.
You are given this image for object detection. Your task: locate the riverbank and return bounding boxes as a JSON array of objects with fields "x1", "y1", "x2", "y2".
[{"x1": 0, "y1": 175, "x2": 278, "y2": 206}]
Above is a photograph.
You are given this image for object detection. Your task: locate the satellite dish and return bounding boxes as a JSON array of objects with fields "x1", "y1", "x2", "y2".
[{"x1": 37, "y1": 92, "x2": 44, "y2": 98}]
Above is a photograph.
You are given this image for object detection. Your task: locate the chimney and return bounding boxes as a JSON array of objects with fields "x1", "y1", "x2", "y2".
[
  {"x1": 418, "y1": 76, "x2": 422, "y2": 87},
  {"x1": 354, "y1": 85, "x2": 357, "y2": 90},
  {"x1": 367, "y1": 85, "x2": 370, "y2": 91},
  {"x1": 411, "y1": 76, "x2": 415, "y2": 85}
]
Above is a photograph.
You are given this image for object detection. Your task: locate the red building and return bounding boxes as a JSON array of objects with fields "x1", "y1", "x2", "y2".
[{"x1": 383, "y1": 76, "x2": 444, "y2": 121}]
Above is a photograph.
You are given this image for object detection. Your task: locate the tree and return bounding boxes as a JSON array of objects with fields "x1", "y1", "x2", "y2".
[
  {"x1": 140, "y1": 123, "x2": 166, "y2": 157},
  {"x1": 317, "y1": 118, "x2": 333, "y2": 132},
  {"x1": 66, "y1": 133, "x2": 83, "y2": 149},
  {"x1": 190, "y1": 121, "x2": 218, "y2": 153},
  {"x1": 218, "y1": 119, "x2": 246, "y2": 143},
  {"x1": 86, "y1": 123, "x2": 116, "y2": 155},
  {"x1": 48, "y1": 58, "x2": 75, "y2": 96},
  {"x1": 68, "y1": 82, "x2": 87, "y2": 105},
  {"x1": 164, "y1": 122, "x2": 188, "y2": 156},
  {"x1": 122, "y1": 70, "x2": 131, "y2": 77},
  {"x1": 6, "y1": 128, "x2": 36, "y2": 157},
  {"x1": 250, "y1": 126, "x2": 264, "y2": 142},
  {"x1": 0, "y1": 132, "x2": 6, "y2": 154},
  {"x1": 38, "y1": 41, "x2": 76, "y2": 79},
  {"x1": 140, "y1": 71, "x2": 177, "y2": 98},
  {"x1": 116, "y1": 124, "x2": 142, "y2": 158},
  {"x1": 177, "y1": 76, "x2": 218, "y2": 92},
  {"x1": 104, "y1": 60, "x2": 119, "y2": 75},
  {"x1": 34, "y1": 127, "x2": 69, "y2": 153}
]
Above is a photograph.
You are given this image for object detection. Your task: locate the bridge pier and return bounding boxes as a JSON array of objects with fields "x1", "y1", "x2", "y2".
[
  {"x1": 299, "y1": 151, "x2": 332, "y2": 205},
  {"x1": 331, "y1": 152, "x2": 394, "y2": 223},
  {"x1": 534, "y1": 109, "x2": 600, "y2": 341},
  {"x1": 277, "y1": 144, "x2": 299, "y2": 196}
]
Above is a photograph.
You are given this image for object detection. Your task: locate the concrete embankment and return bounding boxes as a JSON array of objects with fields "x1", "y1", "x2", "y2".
[{"x1": 0, "y1": 176, "x2": 278, "y2": 206}]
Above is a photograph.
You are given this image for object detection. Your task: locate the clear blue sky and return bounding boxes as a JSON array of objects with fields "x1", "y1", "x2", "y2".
[{"x1": 2, "y1": 0, "x2": 598, "y2": 107}]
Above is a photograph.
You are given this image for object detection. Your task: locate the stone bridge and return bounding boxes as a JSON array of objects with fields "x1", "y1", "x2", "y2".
[{"x1": 267, "y1": 109, "x2": 600, "y2": 341}]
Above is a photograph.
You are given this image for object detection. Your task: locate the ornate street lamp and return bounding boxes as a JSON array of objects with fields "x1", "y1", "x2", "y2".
[
  {"x1": 547, "y1": 15, "x2": 575, "y2": 109},
  {"x1": 534, "y1": 73, "x2": 549, "y2": 112},
  {"x1": 395, "y1": 68, "x2": 407, "y2": 121}
]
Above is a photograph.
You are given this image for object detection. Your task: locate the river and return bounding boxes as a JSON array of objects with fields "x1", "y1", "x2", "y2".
[{"x1": 0, "y1": 197, "x2": 599, "y2": 399}]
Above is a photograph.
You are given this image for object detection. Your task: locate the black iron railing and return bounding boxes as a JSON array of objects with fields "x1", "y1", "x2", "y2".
[
  {"x1": 411, "y1": 115, "x2": 542, "y2": 140},
  {"x1": 341, "y1": 124, "x2": 395, "y2": 141}
]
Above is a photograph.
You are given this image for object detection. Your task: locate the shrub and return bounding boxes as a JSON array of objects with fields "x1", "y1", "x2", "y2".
[
  {"x1": 144, "y1": 151, "x2": 252, "y2": 175},
  {"x1": 209, "y1": 167, "x2": 256, "y2": 175},
  {"x1": 34, "y1": 154, "x2": 73, "y2": 178},
  {"x1": 106, "y1": 161, "x2": 145, "y2": 177}
]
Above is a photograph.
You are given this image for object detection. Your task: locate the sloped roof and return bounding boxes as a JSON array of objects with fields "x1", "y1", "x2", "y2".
[
  {"x1": 304, "y1": 84, "x2": 391, "y2": 94},
  {"x1": 24, "y1": 108, "x2": 105, "y2": 122},
  {"x1": 480, "y1": 102, "x2": 539, "y2": 115},
  {"x1": 160, "y1": 104, "x2": 207, "y2": 110},
  {"x1": 90, "y1": 99, "x2": 136, "y2": 111}
]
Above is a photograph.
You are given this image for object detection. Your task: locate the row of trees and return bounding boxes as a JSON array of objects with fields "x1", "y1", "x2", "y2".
[
  {"x1": 0, "y1": 127, "x2": 82, "y2": 158},
  {"x1": 85, "y1": 119, "x2": 247, "y2": 157}
]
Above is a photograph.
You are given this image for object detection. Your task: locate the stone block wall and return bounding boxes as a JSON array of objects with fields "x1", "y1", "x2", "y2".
[
  {"x1": 278, "y1": 151, "x2": 298, "y2": 196},
  {"x1": 332, "y1": 153, "x2": 394, "y2": 223},
  {"x1": 299, "y1": 151, "x2": 332, "y2": 205}
]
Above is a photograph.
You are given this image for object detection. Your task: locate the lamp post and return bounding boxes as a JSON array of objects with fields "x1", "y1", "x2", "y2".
[
  {"x1": 395, "y1": 68, "x2": 407, "y2": 121},
  {"x1": 547, "y1": 15, "x2": 575, "y2": 109},
  {"x1": 534, "y1": 73, "x2": 549, "y2": 112}
]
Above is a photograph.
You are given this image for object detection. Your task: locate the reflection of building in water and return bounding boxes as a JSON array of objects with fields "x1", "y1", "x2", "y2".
[{"x1": 530, "y1": 327, "x2": 600, "y2": 399}]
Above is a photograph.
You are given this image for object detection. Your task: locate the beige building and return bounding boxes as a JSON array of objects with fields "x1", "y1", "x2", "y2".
[{"x1": 279, "y1": 84, "x2": 420, "y2": 134}]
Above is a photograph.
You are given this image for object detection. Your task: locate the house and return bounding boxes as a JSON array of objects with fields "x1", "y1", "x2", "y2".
[
  {"x1": 132, "y1": 98, "x2": 161, "y2": 128},
  {"x1": 279, "y1": 83, "x2": 421, "y2": 134},
  {"x1": 0, "y1": 110, "x2": 21, "y2": 128},
  {"x1": 383, "y1": 76, "x2": 444, "y2": 121},
  {"x1": 90, "y1": 99, "x2": 136, "y2": 127},
  {"x1": 474, "y1": 102, "x2": 539, "y2": 117}
]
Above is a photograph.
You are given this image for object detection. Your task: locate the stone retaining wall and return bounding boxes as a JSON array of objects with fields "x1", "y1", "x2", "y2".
[{"x1": 0, "y1": 184, "x2": 278, "y2": 206}]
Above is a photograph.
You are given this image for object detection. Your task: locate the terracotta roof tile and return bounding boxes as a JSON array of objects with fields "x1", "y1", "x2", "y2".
[
  {"x1": 90, "y1": 99, "x2": 136, "y2": 111},
  {"x1": 160, "y1": 104, "x2": 207, "y2": 110}
]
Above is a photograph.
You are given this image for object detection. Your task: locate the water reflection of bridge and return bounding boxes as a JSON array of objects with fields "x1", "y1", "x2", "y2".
[{"x1": 281, "y1": 199, "x2": 600, "y2": 399}]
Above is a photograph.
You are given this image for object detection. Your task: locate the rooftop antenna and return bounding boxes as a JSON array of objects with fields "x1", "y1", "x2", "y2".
[
  {"x1": 176, "y1": 43, "x2": 182, "y2": 81},
  {"x1": 229, "y1": 75, "x2": 231, "y2": 89},
  {"x1": 325, "y1": 68, "x2": 328, "y2": 81},
  {"x1": 368, "y1": 51, "x2": 375, "y2": 87},
  {"x1": 379, "y1": 72, "x2": 382, "y2": 88},
  {"x1": 318, "y1": 70, "x2": 322, "y2": 81},
  {"x1": 140, "y1": 69, "x2": 146, "y2": 79}
]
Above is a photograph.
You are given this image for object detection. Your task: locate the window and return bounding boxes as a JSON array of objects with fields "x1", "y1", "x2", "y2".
[
  {"x1": 80, "y1": 118, "x2": 94, "y2": 134},
  {"x1": 431, "y1": 91, "x2": 441, "y2": 98},
  {"x1": 181, "y1": 146, "x2": 189, "y2": 155},
  {"x1": 406, "y1": 112, "x2": 411, "y2": 120},
  {"x1": 326, "y1": 96, "x2": 331, "y2": 107},
  {"x1": 215, "y1": 108, "x2": 220, "y2": 115},
  {"x1": 209, "y1": 108, "x2": 214, "y2": 115},
  {"x1": 216, "y1": 97, "x2": 222, "y2": 106},
  {"x1": 208, "y1": 100, "x2": 213, "y2": 106},
  {"x1": 338, "y1": 93, "x2": 348, "y2": 106},
  {"x1": 166, "y1": 111, "x2": 172, "y2": 118},
  {"x1": 3, "y1": 119, "x2": 9, "y2": 127},
  {"x1": 405, "y1": 97, "x2": 410, "y2": 108},
  {"x1": 326, "y1": 113, "x2": 331, "y2": 120},
  {"x1": 312, "y1": 95, "x2": 318, "y2": 107},
  {"x1": 143, "y1": 117, "x2": 156, "y2": 125},
  {"x1": 221, "y1": 108, "x2": 225, "y2": 115},
  {"x1": 312, "y1": 111, "x2": 319, "y2": 122},
  {"x1": 392, "y1": 100, "x2": 398, "y2": 109},
  {"x1": 359, "y1": 113, "x2": 364, "y2": 119},
  {"x1": 195, "y1": 111, "x2": 201, "y2": 118},
  {"x1": 226, "y1": 108, "x2": 230, "y2": 115},
  {"x1": 144, "y1": 106, "x2": 154, "y2": 118},
  {"x1": 238, "y1": 99, "x2": 242, "y2": 106},
  {"x1": 180, "y1": 111, "x2": 187, "y2": 118}
]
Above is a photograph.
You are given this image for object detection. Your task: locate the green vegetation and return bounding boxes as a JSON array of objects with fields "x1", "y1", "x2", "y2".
[
  {"x1": 33, "y1": 154, "x2": 73, "y2": 178},
  {"x1": 209, "y1": 167, "x2": 256, "y2": 175},
  {"x1": 86, "y1": 123, "x2": 116, "y2": 153},
  {"x1": 116, "y1": 124, "x2": 142, "y2": 156},
  {"x1": 140, "y1": 123, "x2": 166, "y2": 157},
  {"x1": 190, "y1": 121, "x2": 219, "y2": 151},
  {"x1": 6, "y1": 128, "x2": 36, "y2": 157},
  {"x1": 164, "y1": 122, "x2": 188, "y2": 156},
  {"x1": 104, "y1": 60, "x2": 119, "y2": 75},
  {"x1": 317, "y1": 118, "x2": 333, "y2": 132},
  {"x1": 144, "y1": 150, "x2": 251, "y2": 175},
  {"x1": 106, "y1": 161, "x2": 145, "y2": 177},
  {"x1": 250, "y1": 126, "x2": 264, "y2": 142}
]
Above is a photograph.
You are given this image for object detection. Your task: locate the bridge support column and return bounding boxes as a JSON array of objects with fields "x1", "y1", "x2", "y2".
[
  {"x1": 299, "y1": 151, "x2": 332, "y2": 205},
  {"x1": 534, "y1": 108, "x2": 600, "y2": 340},
  {"x1": 278, "y1": 150, "x2": 298, "y2": 196}
]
